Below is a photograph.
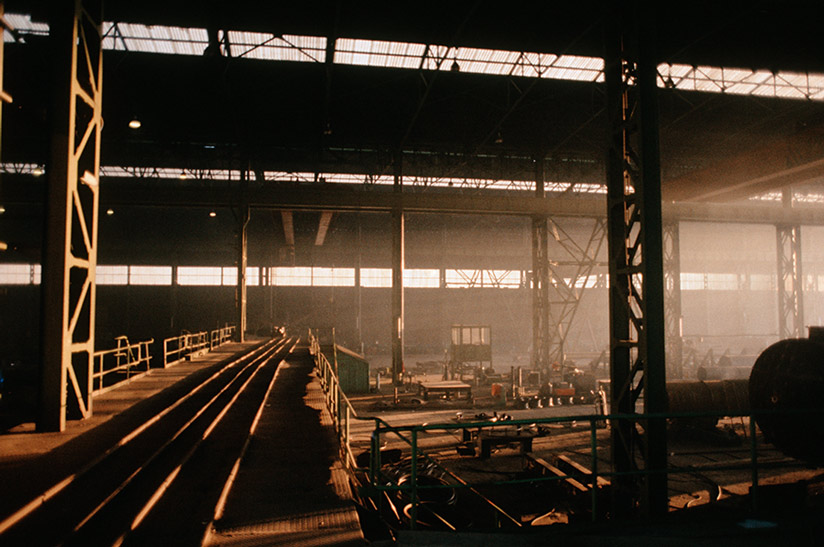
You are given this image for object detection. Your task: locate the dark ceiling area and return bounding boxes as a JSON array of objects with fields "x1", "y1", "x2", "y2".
[{"x1": 3, "y1": 1, "x2": 824, "y2": 202}]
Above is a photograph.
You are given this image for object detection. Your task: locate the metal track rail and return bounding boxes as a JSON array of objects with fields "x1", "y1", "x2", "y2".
[{"x1": 0, "y1": 336, "x2": 298, "y2": 546}]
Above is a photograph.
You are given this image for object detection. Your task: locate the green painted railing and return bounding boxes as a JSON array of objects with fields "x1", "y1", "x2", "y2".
[{"x1": 308, "y1": 328, "x2": 809, "y2": 530}]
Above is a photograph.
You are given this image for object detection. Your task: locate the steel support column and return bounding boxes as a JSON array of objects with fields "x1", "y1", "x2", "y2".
[
  {"x1": 604, "y1": 2, "x2": 668, "y2": 517},
  {"x1": 776, "y1": 224, "x2": 803, "y2": 338},
  {"x1": 356, "y1": 214, "x2": 363, "y2": 355},
  {"x1": 39, "y1": 0, "x2": 103, "y2": 432},
  {"x1": 663, "y1": 221, "x2": 683, "y2": 378},
  {"x1": 392, "y1": 153, "x2": 405, "y2": 385},
  {"x1": 532, "y1": 158, "x2": 550, "y2": 371},
  {"x1": 237, "y1": 205, "x2": 249, "y2": 343},
  {"x1": 0, "y1": 2, "x2": 10, "y2": 162}
]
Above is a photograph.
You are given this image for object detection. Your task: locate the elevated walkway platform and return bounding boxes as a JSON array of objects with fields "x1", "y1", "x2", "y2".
[
  {"x1": 205, "y1": 343, "x2": 365, "y2": 546},
  {"x1": 0, "y1": 340, "x2": 265, "y2": 520},
  {"x1": 0, "y1": 338, "x2": 365, "y2": 546}
]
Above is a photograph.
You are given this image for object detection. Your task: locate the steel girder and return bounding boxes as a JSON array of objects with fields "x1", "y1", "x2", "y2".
[
  {"x1": 604, "y1": 4, "x2": 668, "y2": 517},
  {"x1": 776, "y1": 224, "x2": 804, "y2": 339},
  {"x1": 38, "y1": 0, "x2": 103, "y2": 432},
  {"x1": 663, "y1": 221, "x2": 683, "y2": 379}
]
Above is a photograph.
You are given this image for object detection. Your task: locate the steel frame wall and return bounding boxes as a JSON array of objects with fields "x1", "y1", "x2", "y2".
[
  {"x1": 604, "y1": 3, "x2": 668, "y2": 517},
  {"x1": 39, "y1": 0, "x2": 103, "y2": 431}
]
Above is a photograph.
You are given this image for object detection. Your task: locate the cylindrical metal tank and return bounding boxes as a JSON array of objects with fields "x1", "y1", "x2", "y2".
[
  {"x1": 749, "y1": 338, "x2": 824, "y2": 464},
  {"x1": 666, "y1": 379, "x2": 749, "y2": 430}
]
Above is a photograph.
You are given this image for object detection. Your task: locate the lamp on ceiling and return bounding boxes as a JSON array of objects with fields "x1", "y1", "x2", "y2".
[
  {"x1": 494, "y1": 131, "x2": 503, "y2": 144},
  {"x1": 128, "y1": 116, "x2": 141, "y2": 129}
]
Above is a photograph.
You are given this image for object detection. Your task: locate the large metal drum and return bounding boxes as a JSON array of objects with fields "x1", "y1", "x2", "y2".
[
  {"x1": 666, "y1": 379, "x2": 749, "y2": 430},
  {"x1": 749, "y1": 338, "x2": 824, "y2": 464}
]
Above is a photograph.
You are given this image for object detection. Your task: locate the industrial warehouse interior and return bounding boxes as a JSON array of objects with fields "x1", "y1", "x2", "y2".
[{"x1": 2, "y1": 0, "x2": 824, "y2": 545}]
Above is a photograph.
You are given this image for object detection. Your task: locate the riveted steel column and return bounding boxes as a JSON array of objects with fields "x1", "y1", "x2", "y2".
[
  {"x1": 663, "y1": 221, "x2": 683, "y2": 378},
  {"x1": 39, "y1": 0, "x2": 103, "y2": 431},
  {"x1": 532, "y1": 157, "x2": 550, "y2": 372},
  {"x1": 776, "y1": 224, "x2": 803, "y2": 339},
  {"x1": 392, "y1": 153, "x2": 405, "y2": 385},
  {"x1": 604, "y1": 1, "x2": 668, "y2": 518}
]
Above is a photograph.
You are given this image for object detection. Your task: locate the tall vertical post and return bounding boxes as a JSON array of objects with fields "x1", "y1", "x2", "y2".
[
  {"x1": 604, "y1": 1, "x2": 668, "y2": 517},
  {"x1": 777, "y1": 188, "x2": 803, "y2": 339},
  {"x1": 356, "y1": 214, "x2": 363, "y2": 355},
  {"x1": 532, "y1": 157, "x2": 550, "y2": 372},
  {"x1": 39, "y1": 0, "x2": 103, "y2": 432},
  {"x1": 0, "y1": 1, "x2": 9, "y2": 161},
  {"x1": 663, "y1": 221, "x2": 683, "y2": 378},
  {"x1": 392, "y1": 152, "x2": 405, "y2": 385},
  {"x1": 776, "y1": 225, "x2": 803, "y2": 339},
  {"x1": 236, "y1": 167, "x2": 249, "y2": 343},
  {"x1": 237, "y1": 206, "x2": 249, "y2": 343}
]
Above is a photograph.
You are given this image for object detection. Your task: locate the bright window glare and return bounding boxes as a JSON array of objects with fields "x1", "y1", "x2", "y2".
[
  {"x1": 0, "y1": 263, "x2": 808, "y2": 292},
  {"x1": 403, "y1": 269, "x2": 440, "y2": 288},
  {"x1": 659, "y1": 63, "x2": 824, "y2": 101},
  {"x1": 445, "y1": 269, "x2": 521, "y2": 288},
  {"x1": 360, "y1": 268, "x2": 391, "y2": 288},
  {"x1": 97, "y1": 265, "x2": 129, "y2": 285},
  {"x1": 313, "y1": 267, "x2": 355, "y2": 287},
  {"x1": 2, "y1": 162, "x2": 608, "y2": 195},
  {"x1": 178, "y1": 266, "x2": 222, "y2": 286},
  {"x1": 0, "y1": 263, "x2": 38, "y2": 284},
  {"x1": 129, "y1": 265, "x2": 172, "y2": 285},
  {"x1": 271, "y1": 266, "x2": 313, "y2": 286}
]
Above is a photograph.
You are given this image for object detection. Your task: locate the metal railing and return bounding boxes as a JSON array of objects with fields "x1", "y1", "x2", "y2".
[
  {"x1": 210, "y1": 325, "x2": 235, "y2": 349},
  {"x1": 309, "y1": 329, "x2": 358, "y2": 468},
  {"x1": 92, "y1": 336, "x2": 154, "y2": 394},
  {"x1": 308, "y1": 328, "x2": 528, "y2": 528},
  {"x1": 163, "y1": 325, "x2": 235, "y2": 367},
  {"x1": 308, "y1": 329, "x2": 808, "y2": 531}
]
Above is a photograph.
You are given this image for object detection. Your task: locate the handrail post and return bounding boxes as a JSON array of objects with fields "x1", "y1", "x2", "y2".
[
  {"x1": 370, "y1": 424, "x2": 381, "y2": 487},
  {"x1": 590, "y1": 418, "x2": 599, "y2": 521},
  {"x1": 750, "y1": 414, "x2": 758, "y2": 513},
  {"x1": 410, "y1": 428, "x2": 418, "y2": 530},
  {"x1": 344, "y1": 405, "x2": 351, "y2": 466}
]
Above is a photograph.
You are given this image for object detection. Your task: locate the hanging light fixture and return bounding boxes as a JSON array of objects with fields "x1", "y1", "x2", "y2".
[{"x1": 128, "y1": 117, "x2": 142, "y2": 129}]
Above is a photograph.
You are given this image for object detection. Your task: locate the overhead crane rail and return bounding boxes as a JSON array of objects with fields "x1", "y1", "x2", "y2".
[{"x1": 0, "y1": 334, "x2": 297, "y2": 546}]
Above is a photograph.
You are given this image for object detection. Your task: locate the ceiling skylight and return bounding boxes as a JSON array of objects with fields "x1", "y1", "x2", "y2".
[
  {"x1": 5, "y1": 13, "x2": 824, "y2": 100},
  {"x1": 1, "y1": 163, "x2": 606, "y2": 194}
]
